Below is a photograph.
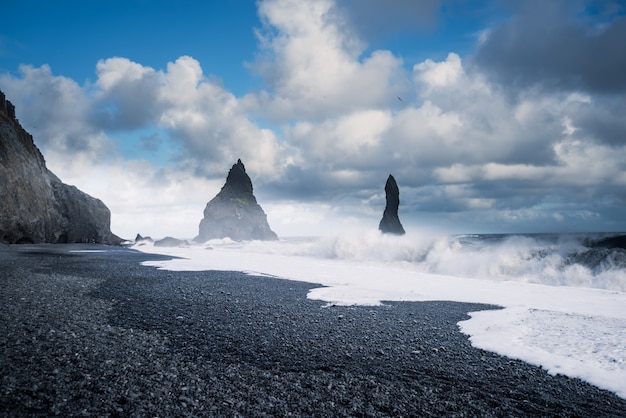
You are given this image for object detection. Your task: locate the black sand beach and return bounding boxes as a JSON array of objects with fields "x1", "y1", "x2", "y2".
[{"x1": 1, "y1": 244, "x2": 625, "y2": 417}]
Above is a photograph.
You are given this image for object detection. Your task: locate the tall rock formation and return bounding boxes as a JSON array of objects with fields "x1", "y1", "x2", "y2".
[
  {"x1": 0, "y1": 90, "x2": 119, "y2": 244},
  {"x1": 195, "y1": 159, "x2": 278, "y2": 242},
  {"x1": 378, "y1": 174, "x2": 406, "y2": 235}
]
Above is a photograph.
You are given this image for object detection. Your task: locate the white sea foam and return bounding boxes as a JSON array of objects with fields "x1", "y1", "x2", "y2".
[{"x1": 134, "y1": 229, "x2": 626, "y2": 399}]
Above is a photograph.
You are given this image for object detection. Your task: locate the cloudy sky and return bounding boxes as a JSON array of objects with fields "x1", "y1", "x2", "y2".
[{"x1": 1, "y1": 0, "x2": 625, "y2": 239}]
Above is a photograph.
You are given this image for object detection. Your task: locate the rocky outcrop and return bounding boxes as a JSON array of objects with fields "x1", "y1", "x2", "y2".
[
  {"x1": 0, "y1": 90, "x2": 119, "y2": 244},
  {"x1": 134, "y1": 233, "x2": 153, "y2": 243},
  {"x1": 195, "y1": 159, "x2": 277, "y2": 242},
  {"x1": 132, "y1": 234, "x2": 154, "y2": 247},
  {"x1": 154, "y1": 236, "x2": 188, "y2": 247},
  {"x1": 378, "y1": 174, "x2": 406, "y2": 235}
]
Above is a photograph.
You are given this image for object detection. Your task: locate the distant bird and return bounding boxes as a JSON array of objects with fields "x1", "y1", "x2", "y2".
[{"x1": 397, "y1": 96, "x2": 403, "y2": 102}]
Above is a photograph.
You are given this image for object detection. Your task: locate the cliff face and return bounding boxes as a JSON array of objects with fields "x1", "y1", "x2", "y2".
[
  {"x1": 195, "y1": 159, "x2": 277, "y2": 242},
  {"x1": 0, "y1": 90, "x2": 119, "y2": 244},
  {"x1": 378, "y1": 174, "x2": 406, "y2": 235}
]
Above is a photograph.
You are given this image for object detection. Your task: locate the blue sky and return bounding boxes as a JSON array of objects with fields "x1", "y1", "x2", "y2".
[
  {"x1": 1, "y1": 1, "x2": 261, "y2": 94},
  {"x1": 1, "y1": 0, "x2": 626, "y2": 238}
]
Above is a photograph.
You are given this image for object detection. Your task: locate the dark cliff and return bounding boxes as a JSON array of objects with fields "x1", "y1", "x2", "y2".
[
  {"x1": 0, "y1": 90, "x2": 119, "y2": 244},
  {"x1": 195, "y1": 159, "x2": 277, "y2": 242}
]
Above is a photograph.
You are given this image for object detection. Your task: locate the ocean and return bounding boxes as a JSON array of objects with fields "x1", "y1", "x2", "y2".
[{"x1": 134, "y1": 230, "x2": 626, "y2": 399}]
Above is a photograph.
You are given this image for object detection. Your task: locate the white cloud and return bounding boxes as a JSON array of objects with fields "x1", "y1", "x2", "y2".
[
  {"x1": 96, "y1": 57, "x2": 156, "y2": 91},
  {"x1": 2, "y1": 56, "x2": 291, "y2": 179},
  {"x1": 552, "y1": 138, "x2": 625, "y2": 186},
  {"x1": 0, "y1": 64, "x2": 113, "y2": 158},
  {"x1": 247, "y1": 0, "x2": 407, "y2": 121},
  {"x1": 287, "y1": 109, "x2": 392, "y2": 164},
  {"x1": 434, "y1": 164, "x2": 481, "y2": 183},
  {"x1": 247, "y1": 3, "x2": 626, "y2": 232},
  {"x1": 414, "y1": 52, "x2": 463, "y2": 90},
  {"x1": 94, "y1": 56, "x2": 290, "y2": 178},
  {"x1": 2, "y1": 0, "x2": 625, "y2": 237},
  {"x1": 388, "y1": 101, "x2": 463, "y2": 165}
]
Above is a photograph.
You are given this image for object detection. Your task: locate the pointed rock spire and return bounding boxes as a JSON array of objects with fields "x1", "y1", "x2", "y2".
[
  {"x1": 222, "y1": 159, "x2": 253, "y2": 195},
  {"x1": 378, "y1": 174, "x2": 406, "y2": 235},
  {"x1": 195, "y1": 159, "x2": 277, "y2": 242}
]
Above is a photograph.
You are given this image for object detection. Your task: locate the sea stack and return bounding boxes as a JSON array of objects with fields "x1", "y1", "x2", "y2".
[
  {"x1": 378, "y1": 174, "x2": 406, "y2": 235},
  {"x1": 195, "y1": 159, "x2": 278, "y2": 242},
  {"x1": 0, "y1": 90, "x2": 119, "y2": 244}
]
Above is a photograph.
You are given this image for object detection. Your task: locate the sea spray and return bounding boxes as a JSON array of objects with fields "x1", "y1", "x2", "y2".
[
  {"x1": 152, "y1": 230, "x2": 626, "y2": 292},
  {"x1": 240, "y1": 231, "x2": 626, "y2": 291}
]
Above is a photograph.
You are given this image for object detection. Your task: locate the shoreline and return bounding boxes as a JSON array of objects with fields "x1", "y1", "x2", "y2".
[{"x1": 2, "y1": 244, "x2": 625, "y2": 416}]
